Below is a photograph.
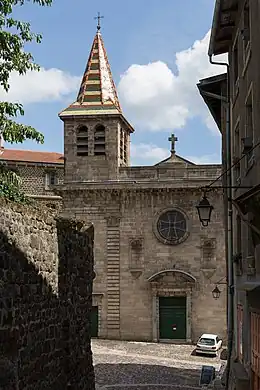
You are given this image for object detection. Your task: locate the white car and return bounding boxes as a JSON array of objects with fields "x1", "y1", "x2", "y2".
[{"x1": 196, "y1": 333, "x2": 222, "y2": 356}]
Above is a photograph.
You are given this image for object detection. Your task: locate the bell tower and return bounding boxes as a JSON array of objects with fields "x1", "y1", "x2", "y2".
[{"x1": 59, "y1": 22, "x2": 134, "y2": 182}]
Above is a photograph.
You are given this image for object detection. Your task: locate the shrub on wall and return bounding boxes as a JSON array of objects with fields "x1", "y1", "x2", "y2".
[{"x1": 0, "y1": 162, "x2": 30, "y2": 204}]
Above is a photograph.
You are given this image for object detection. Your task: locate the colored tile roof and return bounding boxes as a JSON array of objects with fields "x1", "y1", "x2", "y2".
[
  {"x1": 59, "y1": 31, "x2": 122, "y2": 118},
  {"x1": 0, "y1": 148, "x2": 64, "y2": 165}
]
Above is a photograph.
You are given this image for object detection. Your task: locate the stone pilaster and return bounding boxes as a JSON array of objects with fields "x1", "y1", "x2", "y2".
[{"x1": 106, "y1": 215, "x2": 121, "y2": 338}]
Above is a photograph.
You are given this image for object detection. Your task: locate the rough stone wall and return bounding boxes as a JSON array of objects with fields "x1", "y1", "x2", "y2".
[
  {"x1": 6, "y1": 164, "x2": 64, "y2": 196},
  {"x1": 62, "y1": 187, "x2": 226, "y2": 343},
  {"x1": 0, "y1": 199, "x2": 95, "y2": 390}
]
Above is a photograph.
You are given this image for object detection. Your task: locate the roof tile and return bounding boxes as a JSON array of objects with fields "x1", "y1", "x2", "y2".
[{"x1": 0, "y1": 148, "x2": 64, "y2": 165}]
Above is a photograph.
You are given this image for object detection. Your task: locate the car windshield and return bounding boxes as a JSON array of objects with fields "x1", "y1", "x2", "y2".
[{"x1": 199, "y1": 338, "x2": 215, "y2": 346}]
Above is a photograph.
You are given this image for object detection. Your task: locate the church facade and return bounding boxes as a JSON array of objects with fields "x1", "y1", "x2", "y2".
[{"x1": 58, "y1": 28, "x2": 227, "y2": 343}]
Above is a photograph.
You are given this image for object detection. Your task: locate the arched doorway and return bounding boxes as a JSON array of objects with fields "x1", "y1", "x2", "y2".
[{"x1": 147, "y1": 269, "x2": 197, "y2": 343}]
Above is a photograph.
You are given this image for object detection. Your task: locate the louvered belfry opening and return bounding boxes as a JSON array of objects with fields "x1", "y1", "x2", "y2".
[
  {"x1": 77, "y1": 125, "x2": 89, "y2": 156},
  {"x1": 94, "y1": 124, "x2": 106, "y2": 156},
  {"x1": 120, "y1": 128, "x2": 124, "y2": 161},
  {"x1": 123, "y1": 131, "x2": 127, "y2": 163},
  {"x1": 120, "y1": 128, "x2": 127, "y2": 165}
]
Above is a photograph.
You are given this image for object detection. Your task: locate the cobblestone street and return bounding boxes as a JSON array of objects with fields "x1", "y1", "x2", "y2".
[{"x1": 93, "y1": 340, "x2": 223, "y2": 390}]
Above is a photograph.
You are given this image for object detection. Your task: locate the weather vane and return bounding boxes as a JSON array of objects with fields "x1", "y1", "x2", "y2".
[{"x1": 94, "y1": 12, "x2": 104, "y2": 31}]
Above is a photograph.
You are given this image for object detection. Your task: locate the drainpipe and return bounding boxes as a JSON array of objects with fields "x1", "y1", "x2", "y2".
[{"x1": 209, "y1": 55, "x2": 234, "y2": 390}]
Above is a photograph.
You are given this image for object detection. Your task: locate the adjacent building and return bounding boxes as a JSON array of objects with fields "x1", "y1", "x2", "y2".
[
  {"x1": 57, "y1": 26, "x2": 227, "y2": 343},
  {"x1": 200, "y1": 0, "x2": 260, "y2": 389},
  {"x1": 0, "y1": 147, "x2": 63, "y2": 206}
]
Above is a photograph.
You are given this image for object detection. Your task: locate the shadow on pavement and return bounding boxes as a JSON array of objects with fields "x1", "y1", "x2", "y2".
[
  {"x1": 220, "y1": 348, "x2": 227, "y2": 360},
  {"x1": 190, "y1": 348, "x2": 217, "y2": 358},
  {"x1": 190, "y1": 347, "x2": 228, "y2": 360},
  {"x1": 95, "y1": 363, "x2": 203, "y2": 389}
]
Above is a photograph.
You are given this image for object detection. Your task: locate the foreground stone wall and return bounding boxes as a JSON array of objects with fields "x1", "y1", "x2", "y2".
[{"x1": 0, "y1": 199, "x2": 95, "y2": 389}]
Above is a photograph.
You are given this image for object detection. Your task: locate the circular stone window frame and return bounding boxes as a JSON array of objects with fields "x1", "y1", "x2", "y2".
[{"x1": 153, "y1": 207, "x2": 190, "y2": 246}]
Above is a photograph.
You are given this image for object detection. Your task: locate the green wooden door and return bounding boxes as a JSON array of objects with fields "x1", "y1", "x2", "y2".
[
  {"x1": 91, "y1": 306, "x2": 98, "y2": 337},
  {"x1": 159, "y1": 297, "x2": 186, "y2": 340}
]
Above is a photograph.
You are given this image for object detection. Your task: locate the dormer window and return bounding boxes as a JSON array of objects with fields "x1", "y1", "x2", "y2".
[
  {"x1": 77, "y1": 125, "x2": 88, "y2": 156},
  {"x1": 94, "y1": 124, "x2": 106, "y2": 156}
]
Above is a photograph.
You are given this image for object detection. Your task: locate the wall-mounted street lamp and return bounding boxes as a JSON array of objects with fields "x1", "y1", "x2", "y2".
[
  {"x1": 196, "y1": 194, "x2": 214, "y2": 227},
  {"x1": 212, "y1": 285, "x2": 221, "y2": 299},
  {"x1": 196, "y1": 187, "x2": 255, "y2": 228},
  {"x1": 211, "y1": 277, "x2": 227, "y2": 300}
]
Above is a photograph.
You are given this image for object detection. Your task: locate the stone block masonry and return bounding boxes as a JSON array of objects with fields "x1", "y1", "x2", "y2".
[{"x1": 0, "y1": 198, "x2": 95, "y2": 389}]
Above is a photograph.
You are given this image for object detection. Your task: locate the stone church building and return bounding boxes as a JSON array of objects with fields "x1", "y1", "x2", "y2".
[
  {"x1": 0, "y1": 27, "x2": 227, "y2": 343},
  {"x1": 57, "y1": 26, "x2": 227, "y2": 343}
]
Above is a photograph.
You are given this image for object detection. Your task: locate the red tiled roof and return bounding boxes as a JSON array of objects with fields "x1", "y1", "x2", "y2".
[{"x1": 0, "y1": 148, "x2": 64, "y2": 165}]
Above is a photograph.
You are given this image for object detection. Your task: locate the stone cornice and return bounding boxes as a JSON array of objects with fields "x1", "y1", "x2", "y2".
[{"x1": 56, "y1": 180, "x2": 223, "y2": 194}]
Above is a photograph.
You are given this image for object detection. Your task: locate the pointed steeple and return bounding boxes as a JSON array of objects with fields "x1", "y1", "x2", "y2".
[{"x1": 59, "y1": 30, "x2": 122, "y2": 118}]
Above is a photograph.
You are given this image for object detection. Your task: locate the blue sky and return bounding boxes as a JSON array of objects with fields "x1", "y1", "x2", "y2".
[{"x1": 3, "y1": 0, "x2": 225, "y2": 165}]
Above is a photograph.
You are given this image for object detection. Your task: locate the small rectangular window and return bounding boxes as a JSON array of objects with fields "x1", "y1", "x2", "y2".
[
  {"x1": 233, "y1": 41, "x2": 239, "y2": 86},
  {"x1": 243, "y1": 1, "x2": 251, "y2": 53},
  {"x1": 45, "y1": 171, "x2": 57, "y2": 188},
  {"x1": 234, "y1": 123, "x2": 241, "y2": 182},
  {"x1": 236, "y1": 215, "x2": 242, "y2": 254},
  {"x1": 245, "y1": 92, "x2": 254, "y2": 165},
  {"x1": 247, "y1": 224, "x2": 255, "y2": 257}
]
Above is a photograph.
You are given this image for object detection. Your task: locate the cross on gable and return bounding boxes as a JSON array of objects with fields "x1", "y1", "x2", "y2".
[
  {"x1": 168, "y1": 133, "x2": 178, "y2": 154},
  {"x1": 94, "y1": 12, "x2": 104, "y2": 31}
]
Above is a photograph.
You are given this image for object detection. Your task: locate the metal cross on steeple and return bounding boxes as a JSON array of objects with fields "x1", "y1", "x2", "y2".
[
  {"x1": 95, "y1": 12, "x2": 104, "y2": 31},
  {"x1": 168, "y1": 133, "x2": 178, "y2": 154}
]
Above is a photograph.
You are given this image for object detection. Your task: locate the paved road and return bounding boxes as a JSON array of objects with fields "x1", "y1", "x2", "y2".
[{"x1": 92, "y1": 339, "x2": 224, "y2": 390}]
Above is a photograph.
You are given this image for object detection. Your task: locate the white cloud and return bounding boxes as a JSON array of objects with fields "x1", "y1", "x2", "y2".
[
  {"x1": 0, "y1": 68, "x2": 80, "y2": 104},
  {"x1": 185, "y1": 153, "x2": 221, "y2": 165},
  {"x1": 131, "y1": 143, "x2": 169, "y2": 165},
  {"x1": 130, "y1": 143, "x2": 221, "y2": 166},
  {"x1": 118, "y1": 30, "x2": 227, "y2": 133}
]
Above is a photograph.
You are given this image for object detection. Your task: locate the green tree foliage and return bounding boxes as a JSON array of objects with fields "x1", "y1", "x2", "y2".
[
  {"x1": 0, "y1": 162, "x2": 30, "y2": 203},
  {"x1": 0, "y1": 0, "x2": 52, "y2": 201}
]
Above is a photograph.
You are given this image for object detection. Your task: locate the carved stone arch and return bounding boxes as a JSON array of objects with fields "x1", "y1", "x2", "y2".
[
  {"x1": 77, "y1": 124, "x2": 88, "y2": 133},
  {"x1": 148, "y1": 268, "x2": 196, "y2": 343},
  {"x1": 94, "y1": 123, "x2": 106, "y2": 133},
  {"x1": 147, "y1": 269, "x2": 196, "y2": 284}
]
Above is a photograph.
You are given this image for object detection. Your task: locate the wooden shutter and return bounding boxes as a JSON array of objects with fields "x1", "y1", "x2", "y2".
[{"x1": 251, "y1": 312, "x2": 260, "y2": 389}]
